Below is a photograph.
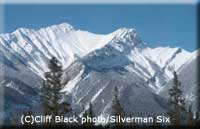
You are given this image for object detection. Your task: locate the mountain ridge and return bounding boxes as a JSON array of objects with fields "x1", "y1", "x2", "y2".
[{"x1": 0, "y1": 23, "x2": 197, "y2": 123}]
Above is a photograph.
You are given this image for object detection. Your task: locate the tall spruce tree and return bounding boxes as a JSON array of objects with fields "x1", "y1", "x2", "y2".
[
  {"x1": 40, "y1": 56, "x2": 71, "y2": 122},
  {"x1": 167, "y1": 71, "x2": 186, "y2": 125},
  {"x1": 112, "y1": 87, "x2": 124, "y2": 127}
]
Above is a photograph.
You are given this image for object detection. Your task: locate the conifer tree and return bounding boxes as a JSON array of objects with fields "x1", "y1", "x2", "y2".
[
  {"x1": 112, "y1": 87, "x2": 124, "y2": 116},
  {"x1": 195, "y1": 111, "x2": 200, "y2": 127},
  {"x1": 153, "y1": 116, "x2": 161, "y2": 129},
  {"x1": 82, "y1": 102, "x2": 95, "y2": 127},
  {"x1": 10, "y1": 112, "x2": 19, "y2": 126},
  {"x1": 40, "y1": 56, "x2": 71, "y2": 123},
  {"x1": 167, "y1": 71, "x2": 186, "y2": 125},
  {"x1": 186, "y1": 110, "x2": 200, "y2": 127},
  {"x1": 88, "y1": 102, "x2": 95, "y2": 119},
  {"x1": 128, "y1": 113, "x2": 135, "y2": 127},
  {"x1": 187, "y1": 105, "x2": 195, "y2": 126},
  {"x1": 82, "y1": 107, "x2": 88, "y2": 121},
  {"x1": 23, "y1": 109, "x2": 36, "y2": 127},
  {"x1": 112, "y1": 87, "x2": 125, "y2": 127}
]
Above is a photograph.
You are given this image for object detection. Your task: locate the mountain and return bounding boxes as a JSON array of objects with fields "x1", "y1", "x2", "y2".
[
  {"x1": 0, "y1": 23, "x2": 197, "y2": 124},
  {"x1": 160, "y1": 51, "x2": 199, "y2": 110}
]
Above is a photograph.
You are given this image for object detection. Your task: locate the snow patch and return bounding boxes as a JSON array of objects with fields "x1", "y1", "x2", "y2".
[{"x1": 61, "y1": 69, "x2": 84, "y2": 93}]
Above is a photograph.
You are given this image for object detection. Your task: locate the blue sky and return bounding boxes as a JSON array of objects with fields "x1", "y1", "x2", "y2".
[{"x1": 4, "y1": 4, "x2": 197, "y2": 51}]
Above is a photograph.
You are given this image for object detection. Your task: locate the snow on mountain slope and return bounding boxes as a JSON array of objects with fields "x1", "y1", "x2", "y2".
[
  {"x1": 136, "y1": 47, "x2": 192, "y2": 91},
  {"x1": 142, "y1": 47, "x2": 191, "y2": 77},
  {"x1": 62, "y1": 60, "x2": 168, "y2": 117},
  {"x1": 159, "y1": 50, "x2": 199, "y2": 111},
  {"x1": 0, "y1": 22, "x2": 198, "y2": 123},
  {"x1": 0, "y1": 23, "x2": 116, "y2": 77},
  {"x1": 0, "y1": 23, "x2": 194, "y2": 90}
]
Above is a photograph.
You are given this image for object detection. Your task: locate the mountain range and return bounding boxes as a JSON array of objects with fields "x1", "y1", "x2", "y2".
[{"x1": 0, "y1": 23, "x2": 198, "y2": 124}]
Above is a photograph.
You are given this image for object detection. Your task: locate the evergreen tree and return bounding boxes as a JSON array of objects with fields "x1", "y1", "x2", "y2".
[
  {"x1": 112, "y1": 87, "x2": 124, "y2": 116},
  {"x1": 112, "y1": 87, "x2": 124, "y2": 127},
  {"x1": 40, "y1": 56, "x2": 71, "y2": 123},
  {"x1": 152, "y1": 116, "x2": 161, "y2": 129},
  {"x1": 186, "y1": 110, "x2": 200, "y2": 127},
  {"x1": 187, "y1": 105, "x2": 195, "y2": 126},
  {"x1": 82, "y1": 102, "x2": 95, "y2": 127},
  {"x1": 82, "y1": 106, "x2": 88, "y2": 121},
  {"x1": 167, "y1": 71, "x2": 186, "y2": 125},
  {"x1": 10, "y1": 112, "x2": 19, "y2": 126},
  {"x1": 195, "y1": 111, "x2": 200, "y2": 127},
  {"x1": 127, "y1": 113, "x2": 135, "y2": 127},
  {"x1": 88, "y1": 102, "x2": 95, "y2": 119},
  {"x1": 23, "y1": 109, "x2": 36, "y2": 127}
]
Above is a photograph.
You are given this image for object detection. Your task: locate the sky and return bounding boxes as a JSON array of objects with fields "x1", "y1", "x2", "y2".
[{"x1": 3, "y1": 4, "x2": 197, "y2": 51}]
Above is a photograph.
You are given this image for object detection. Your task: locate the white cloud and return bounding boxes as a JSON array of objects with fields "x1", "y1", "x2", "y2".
[{"x1": 1, "y1": 0, "x2": 199, "y2": 4}]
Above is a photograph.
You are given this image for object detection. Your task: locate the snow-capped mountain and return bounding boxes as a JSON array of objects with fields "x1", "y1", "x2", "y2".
[
  {"x1": 0, "y1": 23, "x2": 128, "y2": 76},
  {"x1": 0, "y1": 23, "x2": 197, "y2": 123}
]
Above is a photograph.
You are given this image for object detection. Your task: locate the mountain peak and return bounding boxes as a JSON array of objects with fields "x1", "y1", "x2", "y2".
[
  {"x1": 113, "y1": 27, "x2": 136, "y2": 36},
  {"x1": 109, "y1": 27, "x2": 143, "y2": 50},
  {"x1": 8, "y1": 23, "x2": 74, "y2": 36},
  {"x1": 55, "y1": 23, "x2": 74, "y2": 29},
  {"x1": 44, "y1": 23, "x2": 74, "y2": 32}
]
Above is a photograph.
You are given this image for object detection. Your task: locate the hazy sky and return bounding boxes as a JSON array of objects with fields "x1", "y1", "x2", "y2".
[{"x1": 4, "y1": 4, "x2": 197, "y2": 51}]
